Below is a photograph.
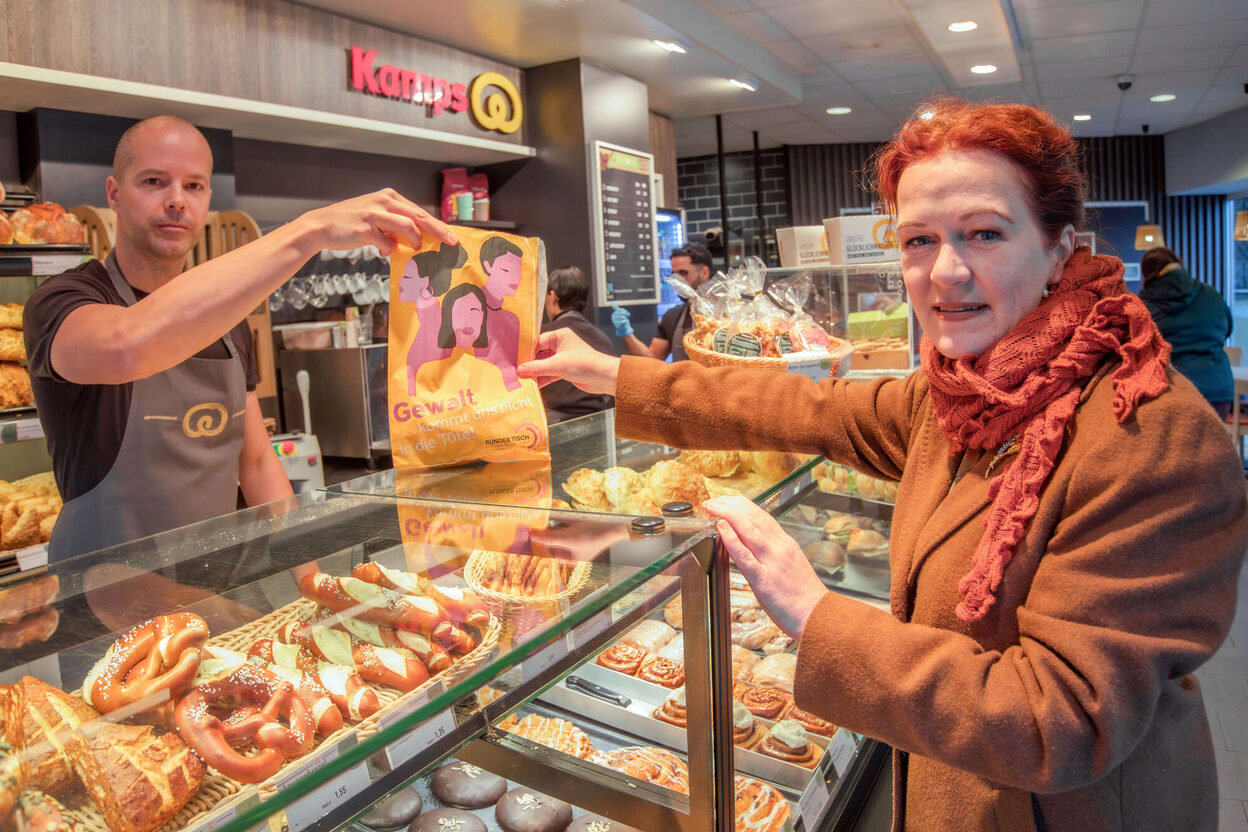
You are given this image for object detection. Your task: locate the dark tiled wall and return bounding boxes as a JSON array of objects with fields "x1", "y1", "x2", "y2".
[{"x1": 676, "y1": 149, "x2": 789, "y2": 266}]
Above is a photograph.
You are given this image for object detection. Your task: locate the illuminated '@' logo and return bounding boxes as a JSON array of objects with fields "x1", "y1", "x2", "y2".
[{"x1": 470, "y1": 72, "x2": 523, "y2": 134}]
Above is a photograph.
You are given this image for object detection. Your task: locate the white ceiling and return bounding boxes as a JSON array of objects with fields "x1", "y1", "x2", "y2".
[{"x1": 295, "y1": 0, "x2": 1248, "y2": 156}]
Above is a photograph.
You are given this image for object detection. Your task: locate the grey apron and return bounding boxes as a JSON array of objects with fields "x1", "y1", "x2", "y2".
[{"x1": 48, "y1": 252, "x2": 247, "y2": 562}]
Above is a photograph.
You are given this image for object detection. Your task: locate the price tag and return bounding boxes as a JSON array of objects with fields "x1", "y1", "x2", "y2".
[
  {"x1": 16, "y1": 419, "x2": 43, "y2": 442},
  {"x1": 570, "y1": 611, "x2": 612, "y2": 650},
  {"x1": 381, "y1": 689, "x2": 455, "y2": 769},
  {"x1": 786, "y1": 357, "x2": 833, "y2": 382},
  {"x1": 522, "y1": 634, "x2": 570, "y2": 683},
  {"x1": 14, "y1": 543, "x2": 47, "y2": 571},
  {"x1": 31, "y1": 254, "x2": 85, "y2": 275},
  {"x1": 798, "y1": 774, "x2": 831, "y2": 829},
  {"x1": 827, "y1": 728, "x2": 857, "y2": 777},
  {"x1": 282, "y1": 759, "x2": 369, "y2": 832},
  {"x1": 276, "y1": 742, "x2": 341, "y2": 791}
]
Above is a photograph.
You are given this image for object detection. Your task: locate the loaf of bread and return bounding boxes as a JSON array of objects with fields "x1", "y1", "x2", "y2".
[
  {"x1": 0, "y1": 212, "x2": 12, "y2": 246},
  {"x1": 7, "y1": 675, "x2": 99, "y2": 795},
  {"x1": 0, "y1": 362, "x2": 33, "y2": 410},
  {"x1": 8, "y1": 203, "x2": 83, "y2": 246}
]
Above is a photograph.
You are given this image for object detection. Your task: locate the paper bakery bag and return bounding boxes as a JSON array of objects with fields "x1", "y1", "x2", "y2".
[{"x1": 389, "y1": 228, "x2": 549, "y2": 467}]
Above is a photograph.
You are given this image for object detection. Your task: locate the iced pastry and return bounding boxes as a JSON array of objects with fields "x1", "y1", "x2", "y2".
[
  {"x1": 595, "y1": 746, "x2": 689, "y2": 794},
  {"x1": 431, "y1": 761, "x2": 508, "y2": 809},
  {"x1": 732, "y1": 700, "x2": 764, "y2": 750},
  {"x1": 757, "y1": 719, "x2": 819, "y2": 768},
  {"x1": 732, "y1": 608, "x2": 780, "y2": 650},
  {"x1": 781, "y1": 702, "x2": 838, "y2": 737},
  {"x1": 499, "y1": 714, "x2": 595, "y2": 759},
  {"x1": 495, "y1": 788, "x2": 573, "y2": 832},
  {"x1": 732, "y1": 682, "x2": 791, "y2": 720},
  {"x1": 596, "y1": 642, "x2": 648, "y2": 675},
  {"x1": 652, "y1": 686, "x2": 687, "y2": 728}
]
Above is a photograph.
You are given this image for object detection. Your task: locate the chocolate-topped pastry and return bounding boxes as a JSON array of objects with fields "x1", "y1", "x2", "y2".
[
  {"x1": 568, "y1": 814, "x2": 642, "y2": 832},
  {"x1": 495, "y1": 787, "x2": 573, "y2": 832},
  {"x1": 431, "y1": 761, "x2": 508, "y2": 809},
  {"x1": 408, "y1": 808, "x2": 487, "y2": 832},
  {"x1": 359, "y1": 786, "x2": 423, "y2": 830}
]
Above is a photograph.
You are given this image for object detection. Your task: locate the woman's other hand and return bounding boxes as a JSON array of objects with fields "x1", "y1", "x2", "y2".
[
  {"x1": 518, "y1": 329, "x2": 621, "y2": 395},
  {"x1": 705, "y1": 496, "x2": 827, "y2": 640}
]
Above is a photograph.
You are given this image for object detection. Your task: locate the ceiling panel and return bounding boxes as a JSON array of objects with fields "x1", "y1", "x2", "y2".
[
  {"x1": 1215, "y1": 66, "x2": 1248, "y2": 85},
  {"x1": 725, "y1": 107, "x2": 813, "y2": 128},
  {"x1": 1136, "y1": 19, "x2": 1248, "y2": 53},
  {"x1": 722, "y1": 9, "x2": 795, "y2": 44},
  {"x1": 801, "y1": 26, "x2": 927, "y2": 63},
  {"x1": 765, "y1": 39, "x2": 825, "y2": 70},
  {"x1": 1014, "y1": 0, "x2": 1145, "y2": 40},
  {"x1": 762, "y1": 0, "x2": 909, "y2": 39},
  {"x1": 1130, "y1": 48, "x2": 1235, "y2": 75},
  {"x1": 1027, "y1": 31, "x2": 1138, "y2": 64},
  {"x1": 1141, "y1": 0, "x2": 1248, "y2": 28},
  {"x1": 831, "y1": 54, "x2": 940, "y2": 82}
]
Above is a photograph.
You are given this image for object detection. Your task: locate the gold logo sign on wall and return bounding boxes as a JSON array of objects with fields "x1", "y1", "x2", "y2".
[{"x1": 469, "y1": 72, "x2": 523, "y2": 135}]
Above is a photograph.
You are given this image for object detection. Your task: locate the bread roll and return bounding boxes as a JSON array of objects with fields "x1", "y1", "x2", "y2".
[
  {"x1": 805, "y1": 539, "x2": 846, "y2": 572},
  {"x1": 0, "y1": 212, "x2": 12, "y2": 246},
  {"x1": 0, "y1": 330, "x2": 24, "y2": 362},
  {"x1": 749, "y1": 653, "x2": 797, "y2": 694},
  {"x1": 645, "y1": 460, "x2": 709, "y2": 507},
  {"x1": 0, "y1": 304, "x2": 22, "y2": 330},
  {"x1": 563, "y1": 468, "x2": 610, "y2": 511},
  {"x1": 0, "y1": 362, "x2": 32, "y2": 410}
]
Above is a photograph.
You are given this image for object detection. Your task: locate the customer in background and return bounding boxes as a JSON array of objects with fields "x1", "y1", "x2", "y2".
[
  {"x1": 1139, "y1": 246, "x2": 1234, "y2": 418},
  {"x1": 539, "y1": 266, "x2": 615, "y2": 422},
  {"x1": 611, "y1": 242, "x2": 713, "y2": 361},
  {"x1": 523, "y1": 98, "x2": 1247, "y2": 831}
]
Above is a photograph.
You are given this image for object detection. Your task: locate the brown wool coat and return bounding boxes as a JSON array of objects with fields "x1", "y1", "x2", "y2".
[{"x1": 615, "y1": 356, "x2": 1248, "y2": 832}]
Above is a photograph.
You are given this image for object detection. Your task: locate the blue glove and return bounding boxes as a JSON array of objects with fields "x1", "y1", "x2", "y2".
[{"x1": 611, "y1": 304, "x2": 634, "y2": 337}]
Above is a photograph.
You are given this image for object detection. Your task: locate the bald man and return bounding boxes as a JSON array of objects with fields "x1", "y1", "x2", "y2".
[{"x1": 24, "y1": 115, "x2": 456, "y2": 561}]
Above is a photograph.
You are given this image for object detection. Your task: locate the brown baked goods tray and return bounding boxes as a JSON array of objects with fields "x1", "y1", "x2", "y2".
[{"x1": 61, "y1": 597, "x2": 500, "y2": 832}]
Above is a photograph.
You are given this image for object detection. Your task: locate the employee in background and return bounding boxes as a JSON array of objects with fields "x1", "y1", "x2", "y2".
[
  {"x1": 540, "y1": 266, "x2": 615, "y2": 422},
  {"x1": 1139, "y1": 246, "x2": 1234, "y2": 418},
  {"x1": 611, "y1": 242, "x2": 714, "y2": 361},
  {"x1": 25, "y1": 115, "x2": 456, "y2": 562}
]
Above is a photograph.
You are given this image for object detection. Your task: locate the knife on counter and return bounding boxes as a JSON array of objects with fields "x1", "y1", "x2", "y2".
[{"x1": 566, "y1": 675, "x2": 632, "y2": 708}]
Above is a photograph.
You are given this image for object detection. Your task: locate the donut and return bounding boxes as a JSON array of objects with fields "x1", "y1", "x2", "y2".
[
  {"x1": 431, "y1": 760, "x2": 508, "y2": 809},
  {"x1": 567, "y1": 814, "x2": 641, "y2": 832},
  {"x1": 409, "y1": 808, "x2": 487, "y2": 832},
  {"x1": 495, "y1": 787, "x2": 573, "y2": 832},
  {"x1": 357, "y1": 786, "x2": 422, "y2": 830}
]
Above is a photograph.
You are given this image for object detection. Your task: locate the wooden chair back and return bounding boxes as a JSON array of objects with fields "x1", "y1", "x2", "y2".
[
  {"x1": 205, "y1": 210, "x2": 262, "y2": 258},
  {"x1": 69, "y1": 205, "x2": 117, "y2": 261},
  {"x1": 1225, "y1": 346, "x2": 1242, "y2": 367}
]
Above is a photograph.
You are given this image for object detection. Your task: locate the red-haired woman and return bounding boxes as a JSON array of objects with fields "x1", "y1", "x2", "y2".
[{"x1": 521, "y1": 99, "x2": 1247, "y2": 831}]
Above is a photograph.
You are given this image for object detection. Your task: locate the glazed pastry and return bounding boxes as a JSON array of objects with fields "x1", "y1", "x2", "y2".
[
  {"x1": 652, "y1": 686, "x2": 687, "y2": 728},
  {"x1": 734, "y1": 776, "x2": 793, "y2": 832},
  {"x1": 595, "y1": 746, "x2": 689, "y2": 794},
  {"x1": 732, "y1": 682, "x2": 792, "y2": 720},
  {"x1": 731, "y1": 645, "x2": 761, "y2": 682},
  {"x1": 568, "y1": 813, "x2": 641, "y2": 832},
  {"x1": 749, "y1": 653, "x2": 797, "y2": 694},
  {"x1": 781, "y1": 702, "x2": 838, "y2": 737},
  {"x1": 495, "y1": 787, "x2": 573, "y2": 832},
  {"x1": 645, "y1": 460, "x2": 710, "y2": 506},
  {"x1": 499, "y1": 714, "x2": 596, "y2": 759},
  {"x1": 762, "y1": 632, "x2": 794, "y2": 655},
  {"x1": 677, "y1": 450, "x2": 740, "y2": 478},
  {"x1": 731, "y1": 701, "x2": 764, "y2": 750},
  {"x1": 663, "y1": 597, "x2": 683, "y2": 630},
  {"x1": 595, "y1": 642, "x2": 648, "y2": 675},
  {"x1": 620, "y1": 620, "x2": 676, "y2": 653},
  {"x1": 757, "y1": 719, "x2": 820, "y2": 768},
  {"x1": 431, "y1": 760, "x2": 507, "y2": 809},
  {"x1": 601, "y1": 467, "x2": 645, "y2": 509},
  {"x1": 731, "y1": 608, "x2": 780, "y2": 650},
  {"x1": 563, "y1": 468, "x2": 611, "y2": 510},
  {"x1": 657, "y1": 633, "x2": 684, "y2": 661},
  {"x1": 409, "y1": 808, "x2": 487, "y2": 832},
  {"x1": 358, "y1": 785, "x2": 422, "y2": 830},
  {"x1": 636, "y1": 654, "x2": 685, "y2": 688}
]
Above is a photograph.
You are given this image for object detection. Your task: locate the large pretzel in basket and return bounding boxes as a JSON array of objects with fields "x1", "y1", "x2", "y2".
[
  {"x1": 174, "y1": 662, "x2": 314, "y2": 783},
  {"x1": 82, "y1": 612, "x2": 210, "y2": 714}
]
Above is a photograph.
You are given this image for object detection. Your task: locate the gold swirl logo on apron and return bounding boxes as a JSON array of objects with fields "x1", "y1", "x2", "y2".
[
  {"x1": 469, "y1": 72, "x2": 523, "y2": 134},
  {"x1": 145, "y1": 402, "x2": 242, "y2": 438}
]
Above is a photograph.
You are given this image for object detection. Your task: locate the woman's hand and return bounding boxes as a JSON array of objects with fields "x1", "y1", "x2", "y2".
[
  {"x1": 298, "y1": 189, "x2": 457, "y2": 255},
  {"x1": 518, "y1": 329, "x2": 621, "y2": 395},
  {"x1": 704, "y1": 496, "x2": 827, "y2": 640}
]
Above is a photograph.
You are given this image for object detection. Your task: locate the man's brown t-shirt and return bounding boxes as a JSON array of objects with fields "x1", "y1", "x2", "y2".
[{"x1": 24, "y1": 259, "x2": 258, "y2": 503}]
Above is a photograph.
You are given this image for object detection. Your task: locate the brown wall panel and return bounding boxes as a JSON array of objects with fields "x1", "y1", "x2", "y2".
[
  {"x1": 649, "y1": 112, "x2": 677, "y2": 209},
  {"x1": 4, "y1": 0, "x2": 526, "y2": 146}
]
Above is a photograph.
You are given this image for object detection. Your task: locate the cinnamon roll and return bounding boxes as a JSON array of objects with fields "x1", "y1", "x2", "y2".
[
  {"x1": 731, "y1": 700, "x2": 764, "y2": 750},
  {"x1": 595, "y1": 746, "x2": 689, "y2": 794},
  {"x1": 596, "y1": 642, "x2": 648, "y2": 675},
  {"x1": 781, "y1": 702, "x2": 838, "y2": 737},
  {"x1": 734, "y1": 776, "x2": 792, "y2": 832},
  {"x1": 637, "y1": 654, "x2": 685, "y2": 688},
  {"x1": 732, "y1": 682, "x2": 791, "y2": 720},
  {"x1": 652, "y1": 687, "x2": 687, "y2": 728},
  {"x1": 757, "y1": 719, "x2": 819, "y2": 768}
]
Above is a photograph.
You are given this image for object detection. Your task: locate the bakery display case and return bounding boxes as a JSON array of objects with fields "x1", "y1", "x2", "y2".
[{"x1": 765, "y1": 264, "x2": 916, "y2": 378}]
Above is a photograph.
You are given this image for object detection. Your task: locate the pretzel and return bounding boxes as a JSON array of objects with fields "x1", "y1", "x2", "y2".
[
  {"x1": 248, "y1": 637, "x2": 378, "y2": 721},
  {"x1": 299, "y1": 572, "x2": 476, "y2": 652},
  {"x1": 314, "y1": 606, "x2": 453, "y2": 673},
  {"x1": 351, "y1": 563, "x2": 492, "y2": 631},
  {"x1": 174, "y1": 662, "x2": 314, "y2": 783},
  {"x1": 82, "y1": 612, "x2": 209, "y2": 714},
  {"x1": 278, "y1": 621, "x2": 430, "y2": 692},
  {"x1": 243, "y1": 643, "x2": 342, "y2": 737}
]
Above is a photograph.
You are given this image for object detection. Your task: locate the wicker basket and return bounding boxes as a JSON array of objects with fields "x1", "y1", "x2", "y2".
[
  {"x1": 463, "y1": 550, "x2": 591, "y2": 608},
  {"x1": 70, "y1": 595, "x2": 501, "y2": 832},
  {"x1": 683, "y1": 332, "x2": 854, "y2": 377}
]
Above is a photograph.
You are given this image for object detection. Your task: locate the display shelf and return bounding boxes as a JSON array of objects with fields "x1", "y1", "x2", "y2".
[
  {"x1": 0, "y1": 416, "x2": 44, "y2": 444},
  {"x1": 0, "y1": 244, "x2": 92, "y2": 277}
]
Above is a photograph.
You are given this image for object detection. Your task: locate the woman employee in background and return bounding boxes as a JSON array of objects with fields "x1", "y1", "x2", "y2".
[{"x1": 521, "y1": 98, "x2": 1247, "y2": 831}]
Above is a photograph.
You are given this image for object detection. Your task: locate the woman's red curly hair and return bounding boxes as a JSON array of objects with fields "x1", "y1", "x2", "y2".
[{"x1": 870, "y1": 98, "x2": 1089, "y2": 245}]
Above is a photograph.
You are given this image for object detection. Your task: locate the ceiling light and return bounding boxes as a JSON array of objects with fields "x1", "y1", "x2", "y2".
[
  {"x1": 729, "y1": 78, "x2": 758, "y2": 92},
  {"x1": 1149, "y1": 93, "x2": 1176, "y2": 102},
  {"x1": 947, "y1": 21, "x2": 978, "y2": 32},
  {"x1": 842, "y1": 40, "x2": 882, "y2": 51},
  {"x1": 1073, "y1": 114, "x2": 1092, "y2": 121},
  {"x1": 919, "y1": 110, "x2": 935, "y2": 120},
  {"x1": 970, "y1": 64, "x2": 997, "y2": 74},
  {"x1": 652, "y1": 39, "x2": 687, "y2": 54},
  {"x1": 826, "y1": 106, "x2": 853, "y2": 115}
]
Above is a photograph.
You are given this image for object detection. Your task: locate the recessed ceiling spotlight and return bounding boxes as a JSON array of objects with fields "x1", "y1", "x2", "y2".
[
  {"x1": 1149, "y1": 93, "x2": 1176, "y2": 102},
  {"x1": 919, "y1": 110, "x2": 935, "y2": 120},
  {"x1": 1073, "y1": 114, "x2": 1092, "y2": 121},
  {"x1": 842, "y1": 40, "x2": 881, "y2": 51},
  {"x1": 729, "y1": 78, "x2": 759, "y2": 92},
  {"x1": 970, "y1": 64, "x2": 997, "y2": 74},
  {"x1": 947, "y1": 21, "x2": 978, "y2": 32},
  {"x1": 826, "y1": 106, "x2": 853, "y2": 115},
  {"x1": 652, "y1": 39, "x2": 687, "y2": 54}
]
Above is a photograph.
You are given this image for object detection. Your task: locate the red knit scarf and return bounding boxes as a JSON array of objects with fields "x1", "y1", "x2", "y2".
[{"x1": 923, "y1": 248, "x2": 1171, "y2": 622}]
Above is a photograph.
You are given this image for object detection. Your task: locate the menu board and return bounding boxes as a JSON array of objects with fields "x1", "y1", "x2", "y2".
[{"x1": 589, "y1": 141, "x2": 659, "y2": 306}]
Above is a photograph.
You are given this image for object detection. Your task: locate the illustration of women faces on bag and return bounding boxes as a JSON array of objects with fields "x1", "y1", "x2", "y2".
[{"x1": 389, "y1": 228, "x2": 550, "y2": 468}]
